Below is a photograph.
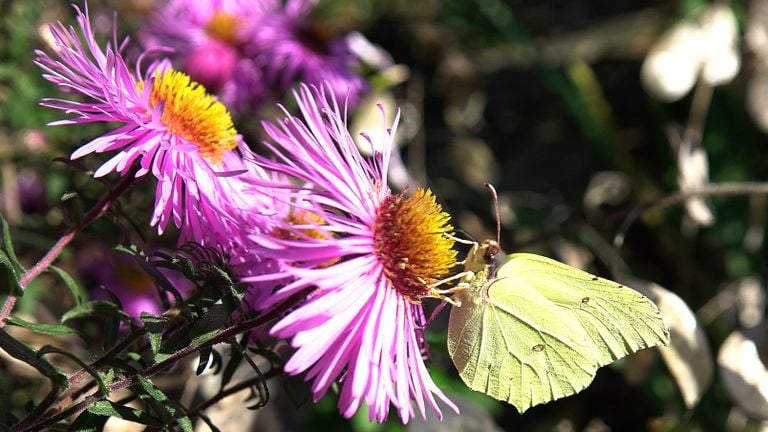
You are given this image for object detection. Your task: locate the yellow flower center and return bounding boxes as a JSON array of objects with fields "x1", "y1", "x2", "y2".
[
  {"x1": 275, "y1": 210, "x2": 333, "y2": 241},
  {"x1": 206, "y1": 12, "x2": 240, "y2": 45},
  {"x1": 274, "y1": 210, "x2": 339, "y2": 267},
  {"x1": 373, "y1": 188, "x2": 457, "y2": 302},
  {"x1": 148, "y1": 70, "x2": 237, "y2": 163}
]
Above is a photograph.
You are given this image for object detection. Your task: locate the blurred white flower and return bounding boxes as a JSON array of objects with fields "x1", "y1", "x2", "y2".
[{"x1": 641, "y1": 5, "x2": 740, "y2": 101}]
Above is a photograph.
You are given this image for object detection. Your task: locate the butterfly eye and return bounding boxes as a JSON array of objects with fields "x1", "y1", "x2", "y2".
[{"x1": 484, "y1": 240, "x2": 501, "y2": 263}]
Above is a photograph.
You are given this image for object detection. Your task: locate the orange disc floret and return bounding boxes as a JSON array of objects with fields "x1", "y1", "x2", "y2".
[
  {"x1": 149, "y1": 69, "x2": 238, "y2": 163},
  {"x1": 373, "y1": 188, "x2": 457, "y2": 302}
]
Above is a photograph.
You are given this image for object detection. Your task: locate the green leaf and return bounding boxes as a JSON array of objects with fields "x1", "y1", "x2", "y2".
[
  {"x1": 0, "y1": 249, "x2": 22, "y2": 296},
  {"x1": 0, "y1": 328, "x2": 67, "y2": 388},
  {"x1": 221, "y1": 343, "x2": 245, "y2": 389},
  {"x1": 85, "y1": 400, "x2": 163, "y2": 427},
  {"x1": 48, "y1": 266, "x2": 84, "y2": 305},
  {"x1": 5, "y1": 316, "x2": 78, "y2": 336},
  {"x1": 189, "y1": 300, "x2": 232, "y2": 347},
  {"x1": 136, "y1": 376, "x2": 167, "y2": 402},
  {"x1": 135, "y1": 376, "x2": 193, "y2": 432},
  {"x1": 196, "y1": 347, "x2": 213, "y2": 375},
  {"x1": 0, "y1": 214, "x2": 24, "y2": 273},
  {"x1": 62, "y1": 300, "x2": 132, "y2": 323},
  {"x1": 68, "y1": 410, "x2": 109, "y2": 432},
  {"x1": 37, "y1": 345, "x2": 109, "y2": 395},
  {"x1": 140, "y1": 313, "x2": 169, "y2": 363},
  {"x1": 231, "y1": 343, "x2": 269, "y2": 410},
  {"x1": 176, "y1": 416, "x2": 194, "y2": 432}
]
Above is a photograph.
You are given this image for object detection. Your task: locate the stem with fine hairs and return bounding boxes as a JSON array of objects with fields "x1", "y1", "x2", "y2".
[
  {"x1": 0, "y1": 172, "x2": 138, "y2": 326},
  {"x1": 11, "y1": 291, "x2": 304, "y2": 432}
]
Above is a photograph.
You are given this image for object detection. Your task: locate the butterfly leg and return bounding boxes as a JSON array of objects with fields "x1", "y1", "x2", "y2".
[{"x1": 429, "y1": 271, "x2": 475, "y2": 291}]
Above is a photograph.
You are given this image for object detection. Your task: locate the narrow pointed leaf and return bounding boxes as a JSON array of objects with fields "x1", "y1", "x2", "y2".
[
  {"x1": 0, "y1": 328, "x2": 67, "y2": 387},
  {"x1": 86, "y1": 400, "x2": 163, "y2": 427},
  {"x1": 0, "y1": 249, "x2": 22, "y2": 296},
  {"x1": 62, "y1": 300, "x2": 132, "y2": 323},
  {"x1": 48, "y1": 265, "x2": 84, "y2": 305},
  {"x1": 0, "y1": 215, "x2": 24, "y2": 273},
  {"x1": 5, "y1": 316, "x2": 77, "y2": 336}
]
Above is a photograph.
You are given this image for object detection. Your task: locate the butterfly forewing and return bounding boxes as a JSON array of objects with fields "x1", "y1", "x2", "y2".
[
  {"x1": 497, "y1": 253, "x2": 669, "y2": 362},
  {"x1": 448, "y1": 250, "x2": 670, "y2": 414}
]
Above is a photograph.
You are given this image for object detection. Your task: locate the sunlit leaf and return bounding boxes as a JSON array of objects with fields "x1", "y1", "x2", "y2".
[
  {"x1": 135, "y1": 376, "x2": 193, "y2": 432},
  {"x1": 625, "y1": 277, "x2": 713, "y2": 409},
  {"x1": 671, "y1": 129, "x2": 714, "y2": 227},
  {"x1": 698, "y1": 4, "x2": 740, "y2": 86},
  {"x1": 641, "y1": 20, "x2": 702, "y2": 102},
  {"x1": 731, "y1": 277, "x2": 766, "y2": 329},
  {"x1": 582, "y1": 171, "x2": 630, "y2": 215},
  {"x1": 718, "y1": 321, "x2": 768, "y2": 420},
  {"x1": 86, "y1": 400, "x2": 163, "y2": 427}
]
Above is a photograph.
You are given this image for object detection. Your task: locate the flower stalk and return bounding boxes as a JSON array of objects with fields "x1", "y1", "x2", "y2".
[{"x1": 0, "y1": 171, "x2": 138, "y2": 326}]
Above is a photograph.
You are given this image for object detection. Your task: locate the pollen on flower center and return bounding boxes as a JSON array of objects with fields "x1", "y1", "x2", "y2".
[
  {"x1": 373, "y1": 188, "x2": 457, "y2": 302},
  {"x1": 149, "y1": 70, "x2": 237, "y2": 163},
  {"x1": 275, "y1": 209, "x2": 332, "y2": 241},
  {"x1": 206, "y1": 12, "x2": 240, "y2": 45}
]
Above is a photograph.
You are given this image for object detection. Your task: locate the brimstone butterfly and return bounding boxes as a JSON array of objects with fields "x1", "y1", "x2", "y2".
[{"x1": 446, "y1": 240, "x2": 670, "y2": 413}]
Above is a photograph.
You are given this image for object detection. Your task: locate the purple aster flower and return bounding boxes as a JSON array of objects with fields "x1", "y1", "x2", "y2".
[
  {"x1": 253, "y1": 0, "x2": 369, "y2": 107},
  {"x1": 78, "y1": 245, "x2": 193, "y2": 320},
  {"x1": 141, "y1": 0, "x2": 274, "y2": 110},
  {"x1": 249, "y1": 84, "x2": 458, "y2": 422},
  {"x1": 35, "y1": 5, "x2": 246, "y2": 235}
]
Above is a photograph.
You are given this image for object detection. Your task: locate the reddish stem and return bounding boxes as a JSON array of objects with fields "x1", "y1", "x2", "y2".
[
  {"x1": 0, "y1": 173, "x2": 137, "y2": 326},
  {"x1": 12, "y1": 292, "x2": 304, "y2": 432}
]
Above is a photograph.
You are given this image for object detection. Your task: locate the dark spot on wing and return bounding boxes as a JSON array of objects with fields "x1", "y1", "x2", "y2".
[
  {"x1": 591, "y1": 276, "x2": 598, "y2": 281},
  {"x1": 581, "y1": 297, "x2": 590, "y2": 304},
  {"x1": 532, "y1": 344, "x2": 545, "y2": 352}
]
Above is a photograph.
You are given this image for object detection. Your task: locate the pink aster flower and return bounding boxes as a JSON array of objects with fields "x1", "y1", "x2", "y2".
[
  {"x1": 253, "y1": 0, "x2": 369, "y2": 107},
  {"x1": 35, "y1": 5, "x2": 246, "y2": 235},
  {"x1": 180, "y1": 158, "x2": 294, "y2": 310},
  {"x1": 250, "y1": 84, "x2": 458, "y2": 422},
  {"x1": 141, "y1": 0, "x2": 274, "y2": 110}
]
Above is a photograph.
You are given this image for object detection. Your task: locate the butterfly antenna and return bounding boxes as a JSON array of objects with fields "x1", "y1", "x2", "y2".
[{"x1": 484, "y1": 182, "x2": 501, "y2": 246}]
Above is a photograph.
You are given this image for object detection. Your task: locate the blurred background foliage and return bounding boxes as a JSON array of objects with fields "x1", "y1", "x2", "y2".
[{"x1": 2, "y1": 0, "x2": 768, "y2": 431}]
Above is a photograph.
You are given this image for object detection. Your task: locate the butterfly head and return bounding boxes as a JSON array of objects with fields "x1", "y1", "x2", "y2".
[{"x1": 464, "y1": 239, "x2": 506, "y2": 275}]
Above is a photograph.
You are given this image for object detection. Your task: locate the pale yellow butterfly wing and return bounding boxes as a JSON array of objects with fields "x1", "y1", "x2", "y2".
[{"x1": 447, "y1": 250, "x2": 669, "y2": 413}]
